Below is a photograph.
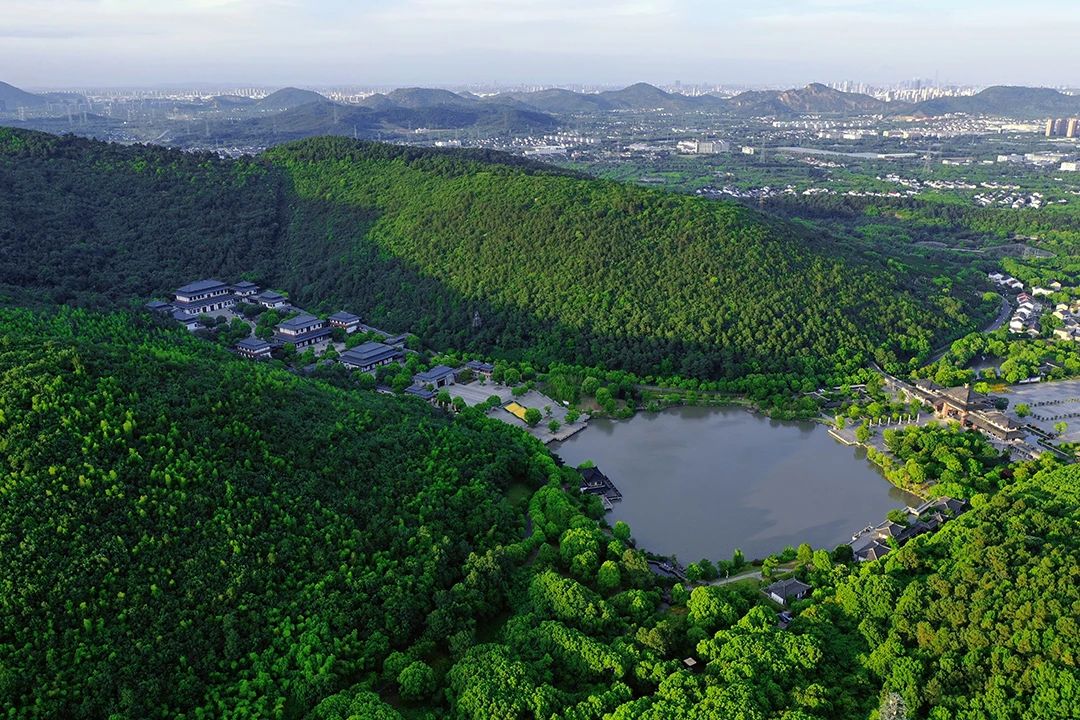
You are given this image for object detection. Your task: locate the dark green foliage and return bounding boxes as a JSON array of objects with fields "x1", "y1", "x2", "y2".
[
  {"x1": 267, "y1": 136, "x2": 990, "y2": 382},
  {"x1": 0, "y1": 129, "x2": 989, "y2": 387},
  {"x1": 0, "y1": 129, "x2": 282, "y2": 308},
  {"x1": 0, "y1": 307, "x2": 541, "y2": 718}
]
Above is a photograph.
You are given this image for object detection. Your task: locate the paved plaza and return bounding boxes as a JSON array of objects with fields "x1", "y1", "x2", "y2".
[
  {"x1": 446, "y1": 382, "x2": 589, "y2": 443},
  {"x1": 996, "y1": 379, "x2": 1080, "y2": 444}
]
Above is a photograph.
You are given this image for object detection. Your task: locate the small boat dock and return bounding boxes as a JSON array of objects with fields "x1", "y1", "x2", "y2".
[{"x1": 579, "y1": 465, "x2": 622, "y2": 510}]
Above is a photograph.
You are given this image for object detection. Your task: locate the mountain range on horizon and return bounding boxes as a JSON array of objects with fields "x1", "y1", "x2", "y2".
[
  {"x1": 250, "y1": 81, "x2": 1080, "y2": 119},
  {"x1": 4, "y1": 79, "x2": 1080, "y2": 120},
  {"x1": 4, "y1": 79, "x2": 1080, "y2": 149}
]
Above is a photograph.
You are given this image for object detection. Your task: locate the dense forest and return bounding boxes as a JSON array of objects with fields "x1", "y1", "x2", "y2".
[
  {"x1": 1, "y1": 307, "x2": 1077, "y2": 719},
  {"x1": 0, "y1": 307, "x2": 544, "y2": 717},
  {"x1": 0, "y1": 128, "x2": 995, "y2": 385},
  {"x1": 2, "y1": 128, "x2": 1077, "y2": 718}
]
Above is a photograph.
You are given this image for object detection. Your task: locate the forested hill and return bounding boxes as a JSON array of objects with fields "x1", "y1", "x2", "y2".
[
  {"x1": 0, "y1": 307, "x2": 546, "y2": 717},
  {"x1": 1, "y1": 308, "x2": 1077, "y2": 717},
  {"x1": 0, "y1": 128, "x2": 994, "y2": 383}
]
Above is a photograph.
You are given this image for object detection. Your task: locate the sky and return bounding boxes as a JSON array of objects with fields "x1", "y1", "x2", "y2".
[{"x1": 3, "y1": 0, "x2": 1079, "y2": 90}]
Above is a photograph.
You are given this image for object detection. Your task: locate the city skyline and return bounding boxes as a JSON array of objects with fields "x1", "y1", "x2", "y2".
[{"x1": 3, "y1": 0, "x2": 1080, "y2": 89}]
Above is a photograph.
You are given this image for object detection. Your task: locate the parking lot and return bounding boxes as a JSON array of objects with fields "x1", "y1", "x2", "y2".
[{"x1": 996, "y1": 379, "x2": 1080, "y2": 443}]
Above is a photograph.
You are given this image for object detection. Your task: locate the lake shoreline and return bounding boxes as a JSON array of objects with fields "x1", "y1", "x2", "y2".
[{"x1": 553, "y1": 405, "x2": 920, "y2": 563}]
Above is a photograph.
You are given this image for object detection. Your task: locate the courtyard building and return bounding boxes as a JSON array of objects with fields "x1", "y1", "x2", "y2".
[
  {"x1": 414, "y1": 365, "x2": 455, "y2": 388},
  {"x1": 255, "y1": 291, "x2": 289, "y2": 309},
  {"x1": 232, "y1": 280, "x2": 260, "y2": 298},
  {"x1": 328, "y1": 311, "x2": 362, "y2": 334},
  {"x1": 235, "y1": 336, "x2": 272, "y2": 360},
  {"x1": 764, "y1": 578, "x2": 813, "y2": 606},
  {"x1": 173, "y1": 279, "x2": 235, "y2": 315},
  {"x1": 274, "y1": 314, "x2": 332, "y2": 349},
  {"x1": 340, "y1": 342, "x2": 404, "y2": 373}
]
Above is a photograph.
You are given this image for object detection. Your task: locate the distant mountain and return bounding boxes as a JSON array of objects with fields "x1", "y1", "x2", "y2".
[
  {"x1": 597, "y1": 82, "x2": 724, "y2": 111},
  {"x1": 910, "y1": 86, "x2": 1080, "y2": 118},
  {"x1": 383, "y1": 87, "x2": 477, "y2": 109},
  {"x1": 502, "y1": 82, "x2": 891, "y2": 116},
  {"x1": 723, "y1": 83, "x2": 890, "y2": 116},
  {"x1": 377, "y1": 103, "x2": 558, "y2": 133},
  {"x1": 179, "y1": 96, "x2": 558, "y2": 146},
  {"x1": 0, "y1": 81, "x2": 47, "y2": 111},
  {"x1": 253, "y1": 87, "x2": 330, "y2": 112},
  {"x1": 356, "y1": 93, "x2": 401, "y2": 111},
  {"x1": 505, "y1": 83, "x2": 722, "y2": 113},
  {"x1": 211, "y1": 94, "x2": 257, "y2": 109},
  {"x1": 499, "y1": 88, "x2": 617, "y2": 114}
]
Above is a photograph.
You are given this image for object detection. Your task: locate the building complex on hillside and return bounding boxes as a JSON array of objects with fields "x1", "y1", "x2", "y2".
[
  {"x1": 851, "y1": 497, "x2": 968, "y2": 563},
  {"x1": 152, "y1": 280, "x2": 515, "y2": 409},
  {"x1": 328, "y1": 311, "x2": 362, "y2": 334},
  {"x1": 340, "y1": 341, "x2": 404, "y2": 373},
  {"x1": 172, "y1": 279, "x2": 237, "y2": 315},
  {"x1": 906, "y1": 381, "x2": 1025, "y2": 443},
  {"x1": 273, "y1": 314, "x2": 332, "y2": 349}
]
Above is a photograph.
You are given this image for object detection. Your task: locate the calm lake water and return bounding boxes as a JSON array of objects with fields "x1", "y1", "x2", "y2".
[{"x1": 553, "y1": 406, "x2": 919, "y2": 563}]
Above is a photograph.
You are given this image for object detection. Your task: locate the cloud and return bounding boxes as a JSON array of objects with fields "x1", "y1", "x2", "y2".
[{"x1": 2, "y1": 0, "x2": 1078, "y2": 87}]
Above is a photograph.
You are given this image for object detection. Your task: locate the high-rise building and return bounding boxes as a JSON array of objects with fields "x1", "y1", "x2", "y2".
[
  {"x1": 1068, "y1": 119, "x2": 1079, "y2": 139},
  {"x1": 1046, "y1": 118, "x2": 1056, "y2": 137}
]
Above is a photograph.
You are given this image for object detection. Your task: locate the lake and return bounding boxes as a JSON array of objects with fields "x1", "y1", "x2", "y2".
[{"x1": 553, "y1": 406, "x2": 919, "y2": 563}]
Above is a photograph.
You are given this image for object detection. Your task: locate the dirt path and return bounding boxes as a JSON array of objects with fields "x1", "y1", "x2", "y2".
[{"x1": 706, "y1": 570, "x2": 762, "y2": 586}]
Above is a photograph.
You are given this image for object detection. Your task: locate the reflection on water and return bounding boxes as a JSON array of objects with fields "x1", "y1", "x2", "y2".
[{"x1": 554, "y1": 406, "x2": 919, "y2": 563}]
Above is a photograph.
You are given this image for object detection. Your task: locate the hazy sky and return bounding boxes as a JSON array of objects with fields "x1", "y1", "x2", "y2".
[{"x1": 4, "y1": 0, "x2": 1079, "y2": 89}]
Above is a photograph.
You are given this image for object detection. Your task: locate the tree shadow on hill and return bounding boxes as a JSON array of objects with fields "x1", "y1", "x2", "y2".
[{"x1": 269, "y1": 193, "x2": 794, "y2": 379}]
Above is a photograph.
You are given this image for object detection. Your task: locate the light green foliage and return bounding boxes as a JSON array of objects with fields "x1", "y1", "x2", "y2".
[
  {"x1": 869, "y1": 423, "x2": 1006, "y2": 496},
  {"x1": 306, "y1": 686, "x2": 403, "y2": 720},
  {"x1": 528, "y1": 571, "x2": 616, "y2": 633},
  {"x1": 834, "y1": 466, "x2": 1080, "y2": 718},
  {"x1": 446, "y1": 645, "x2": 540, "y2": 720},
  {"x1": 597, "y1": 560, "x2": 622, "y2": 594},
  {"x1": 686, "y1": 586, "x2": 744, "y2": 632},
  {"x1": 397, "y1": 660, "x2": 436, "y2": 702},
  {"x1": 919, "y1": 330, "x2": 1080, "y2": 386}
]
